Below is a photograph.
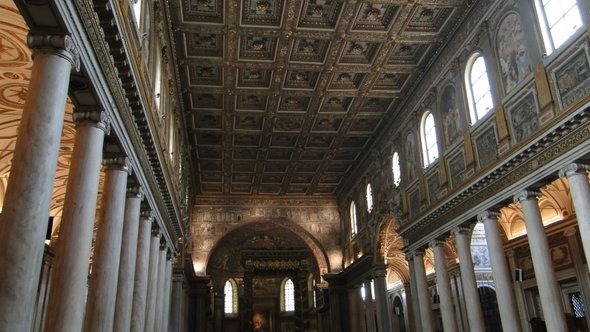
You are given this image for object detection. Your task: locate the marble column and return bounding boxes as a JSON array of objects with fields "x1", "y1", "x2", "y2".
[
  {"x1": 168, "y1": 269, "x2": 186, "y2": 332},
  {"x1": 130, "y1": 212, "x2": 154, "y2": 332},
  {"x1": 145, "y1": 233, "x2": 162, "y2": 332},
  {"x1": 114, "y1": 186, "x2": 144, "y2": 332},
  {"x1": 154, "y1": 243, "x2": 168, "y2": 332},
  {"x1": 161, "y1": 254, "x2": 173, "y2": 332},
  {"x1": 84, "y1": 157, "x2": 132, "y2": 332},
  {"x1": 452, "y1": 227, "x2": 485, "y2": 332},
  {"x1": 373, "y1": 268, "x2": 393, "y2": 332},
  {"x1": 407, "y1": 254, "x2": 421, "y2": 332},
  {"x1": 515, "y1": 190, "x2": 568, "y2": 332},
  {"x1": 560, "y1": 164, "x2": 590, "y2": 267},
  {"x1": 348, "y1": 285, "x2": 362, "y2": 332},
  {"x1": 431, "y1": 240, "x2": 459, "y2": 332},
  {"x1": 0, "y1": 34, "x2": 79, "y2": 331},
  {"x1": 43, "y1": 110, "x2": 109, "y2": 332},
  {"x1": 479, "y1": 211, "x2": 520, "y2": 331},
  {"x1": 413, "y1": 250, "x2": 435, "y2": 332}
]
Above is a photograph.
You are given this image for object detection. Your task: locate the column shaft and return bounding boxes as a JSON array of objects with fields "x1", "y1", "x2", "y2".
[
  {"x1": 113, "y1": 187, "x2": 144, "y2": 332},
  {"x1": 44, "y1": 111, "x2": 108, "y2": 332},
  {"x1": 130, "y1": 213, "x2": 154, "y2": 332},
  {"x1": 168, "y1": 271, "x2": 185, "y2": 332},
  {"x1": 373, "y1": 271, "x2": 393, "y2": 332},
  {"x1": 161, "y1": 257, "x2": 173, "y2": 332},
  {"x1": 479, "y1": 212, "x2": 521, "y2": 331},
  {"x1": 560, "y1": 164, "x2": 590, "y2": 269},
  {"x1": 453, "y1": 227, "x2": 486, "y2": 332},
  {"x1": 0, "y1": 34, "x2": 78, "y2": 331},
  {"x1": 154, "y1": 247, "x2": 167, "y2": 332},
  {"x1": 145, "y1": 233, "x2": 162, "y2": 332},
  {"x1": 413, "y1": 251, "x2": 435, "y2": 332},
  {"x1": 431, "y1": 241, "x2": 459, "y2": 332},
  {"x1": 407, "y1": 255, "x2": 421, "y2": 332},
  {"x1": 516, "y1": 191, "x2": 568, "y2": 331},
  {"x1": 84, "y1": 158, "x2": 131, "y2": 332}
]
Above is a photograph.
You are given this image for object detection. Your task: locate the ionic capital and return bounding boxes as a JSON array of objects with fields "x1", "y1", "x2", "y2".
[
  {"x1": 412, "y1": 249, "x2": 425, "y2": 258},
  {"x1": 451, "y1": 227, "x2": 470, "y2": 237},
  {"x1": 477, "y1": 211, "x2": 500, "y2": 223},
  {"x1": 103, "y1": 156, "x2": 132, "y2": 174},
  {"x1": 127, "y1": 186, "x2": 144, "y2": 200},
  {"x1": 151, "y1": 221, "x2": 161, "y2": 237},
  {"x1": 563, "y1": 227, "x2": 577, "y2": 237},
  {"x1": 429, "y1": 239, "x2": 446, "y2": 249},
  {"x1": 559, "y1": 163, "x2": 590, "y2": 178},
  {"x1": 73, "y1": 109, "x2": 110, "y2": 134},
  {"x1": 513, "y1": 190, "x2": 542, "y2": 203},
  {"x1": 27, "y1": 34, "x2": 80, "y2": 71},
  {"x1": 160, "y1": 238, "x2": 168, "y2": 251},
  {"x1": 140, "y1": 210, "x2": 153, "y2": 223}
]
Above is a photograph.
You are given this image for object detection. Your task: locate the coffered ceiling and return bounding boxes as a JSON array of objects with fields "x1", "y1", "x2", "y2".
[{"x1": 168, "y1": 0, "x2": 470, "y2": 197}]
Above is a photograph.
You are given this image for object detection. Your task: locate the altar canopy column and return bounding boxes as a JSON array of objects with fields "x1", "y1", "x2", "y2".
[
  {"x1": 0, "y1": 34, "x2": 79, "y2": 331},
  {"x1": 560, "y1": 164, "x2": 590, "y2": 268},
  {"x1": 515, "y1": 190, "x2": 568, "y2": 332},
  {"x1": 44, "y1": 110, "x2": 109, "y2": 332},
  {"x1": 452, "y1": 227, "x2": 485, "y2": 332},
  {"x1": 130, "y1": 212, "x2": 154, "y2": 332},
  {"x1": 413, "y1": 250, "x2": 435, "y2": 332},
  {"x1": 431, "y1": 240, "x2": 459, "y2": 332},
  {"x1": 114, "y1": 186, "x2": 144, "y2": 332},
  {"x1": 478, "y1": 211, "x2": 521, "y2": 331},
  {"x1": 84, "y1": 157, "x2": 132, "y2": 332}
]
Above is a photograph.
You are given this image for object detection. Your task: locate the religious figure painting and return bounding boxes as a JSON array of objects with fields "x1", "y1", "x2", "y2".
[
  {"x1": 554, "y1": 48, "x2": 590, "y2": 109},
  {"x1": 448, "y1": 151, "x2": 465, "y2": 188},
  {"x1": 404, "y1": 131, "x2": 420, "y2": 183},
  {"x1": 508, "y1": 92, "x2": 538, "y2": 143},
  {"x1": 440, "y1": 84, "x2": 465, "y2": 147},
  {"x1": 496, "y1": 12, "x2": 532, "y2": 93},
  {"x1": 408, "y1": 188, "x2": 421, "y2": 217},
  {"x1": 426, "y1": 172, "x2": 439, "y2": 203},
  {"x1": 475, "y1": 125, "x2": 497, "y2": 168}
]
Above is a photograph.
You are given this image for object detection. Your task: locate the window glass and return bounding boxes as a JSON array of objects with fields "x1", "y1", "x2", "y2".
[
  {"x1": 421, "y1": 112, "x2": 439, "y2": 167},
  {"x1": 392, "y1": 152, "x2": 401, "y2": 187},
  {"x1": 284, "y1": 279, "x2": 295, "y2": 312},
  {"x1": 536, "y1": 0, "x2": 583, "y2": 54},
  {"x1": 224, "y1": 280, "x2": 233, "y2": 314},
  {"x1": 466, "y1": 55, "x2": 494, "y2": 124},
  {"x1": 366, "y1": 184, "x2": 373, "y2": 213},
  {"x1": 132, "y1": 0, "x2": 142, "y2": 28},
  {"x1": 350, "y1": 201, "x2": 358, "y2": 236}
]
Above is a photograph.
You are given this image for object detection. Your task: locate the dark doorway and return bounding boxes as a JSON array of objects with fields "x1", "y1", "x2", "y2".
[{"x1": 479, "y1": 286, "x2": 502, "y2": 332}]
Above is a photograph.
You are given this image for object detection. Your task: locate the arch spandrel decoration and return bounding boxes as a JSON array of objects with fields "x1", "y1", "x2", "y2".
[{"x1": 206, "y1": 219, "x2": 329, "y2": 279}]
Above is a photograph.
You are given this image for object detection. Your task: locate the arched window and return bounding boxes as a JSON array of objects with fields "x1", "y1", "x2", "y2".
[
  {"x1": 366, "y1": 183, "x2": 373, "y2": 213},
  {"x1": 465, "y1": 54, "x2": 494, "y2": 124},
  {"x1": 392, "y1": 152, "x2": 401, "y2": 187},
  {"x1": 534, "y1": 0, "x2": 583, "y2": 55},
  {"x1": 420, "y1": 111, "x2": 439, "y2": 167},
  {"x1": 132, "y1": 0, "x2": 142, "y2": 28},
  {"x1": 224, "y1": 279, "x2": 238, "y2": 314},
  {"x1": 350, "y1": 201, "x2": 358, "y2": 237},
  {"x1": 282, "y1": 278, "x2": 295, "y2": 312}
]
